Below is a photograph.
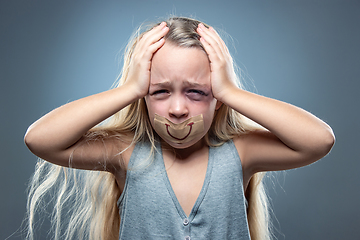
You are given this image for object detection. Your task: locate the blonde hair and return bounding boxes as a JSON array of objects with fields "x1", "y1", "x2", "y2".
[{"x1": 26, "y1": 16, "x2": 271, "y2": 240}]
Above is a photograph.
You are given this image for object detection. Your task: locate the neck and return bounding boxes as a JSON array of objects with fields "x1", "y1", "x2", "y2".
[{"x1": 161, "y1": 138, "x2": 208, "y2": 161}]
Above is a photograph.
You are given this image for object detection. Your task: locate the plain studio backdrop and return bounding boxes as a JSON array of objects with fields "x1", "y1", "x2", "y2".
[{"x1": 1, "y1": 1, "x2": 359, "y2": 239}]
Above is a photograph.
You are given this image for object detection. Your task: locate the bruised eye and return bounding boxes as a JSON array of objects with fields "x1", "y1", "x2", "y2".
[
  {"x1": 189, "y1": 89, "x2": 206, "y2": 95},
  {"x1": 187, "y1": 89, "x2": 208, "y2": 100}
]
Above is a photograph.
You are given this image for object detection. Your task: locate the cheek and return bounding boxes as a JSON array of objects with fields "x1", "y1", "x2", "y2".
[
  {"x1": 204, "y1": 111, "x2": 215, "y2": 127},
  {"x1": 202, "y1": 98, "x2": 218, "y2": 114},
  {"x1": 203, "y1": 100, "x2": 218, "y2": 125},
  {"x1": 145, "y1": 98, "x2": 167, "y2": 117}
]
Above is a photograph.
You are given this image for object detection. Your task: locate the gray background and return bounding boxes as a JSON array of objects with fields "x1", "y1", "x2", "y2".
[{"x1": 1, "y1": 0, "x2": 359, "y2": 239}]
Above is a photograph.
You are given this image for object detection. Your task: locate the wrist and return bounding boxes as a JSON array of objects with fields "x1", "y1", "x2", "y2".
[
  {"x1": 214, "y1": 83, "x2": 238, "y2": 103},
  {"x1": 216, "y1": 86, "x2": 246, "y2": 108},
  {"x1": 122, "y1": 80, "x2": 148, "y2": 100}
]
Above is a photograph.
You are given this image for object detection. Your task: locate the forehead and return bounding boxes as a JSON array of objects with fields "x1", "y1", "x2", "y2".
[{"x1": 150, "y1": 42, "x2": 210, "y2": 84}]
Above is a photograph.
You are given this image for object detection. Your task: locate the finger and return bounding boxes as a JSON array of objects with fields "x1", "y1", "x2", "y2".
[
  {"x1": 134, "y1": 23, "x2": 169, "y2": 59},
  {"x1": 146, "y1": 37, "x2": 166, "y2": 55},
  {"x1": 199, "y1": 36, "x2": 219, "y2": 64},
  {"x1": 143, "y1": 27, "x2": 169, "y2": 59},
  {"x1": 197, "y1": 25, "x2": 224, "y2": 61},
  {"x1": 139, "y1": 22, "x2": 168, "y2": 49},
  {"x1": 197, "y1": 23, "x2": 228, "y2": 57},
  {"x1": 209, "y1": 26, "x2": 230, "y2": 54},
  {"x1": 197, "y1": 24, "x2": 224, "y2": 64}
]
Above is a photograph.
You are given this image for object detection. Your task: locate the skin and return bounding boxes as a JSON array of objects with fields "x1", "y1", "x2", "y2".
[
  {"x1": 145, "y1": 42, "x2": 222, "y2": 214},
  {"x1": 145, "y1": 42, "x2": 221, "y2": 149},
  {"x1": 24, "y1": 21, "x2": 335, "y2": 217},
  {"x1": 196, "y1": 23, "x2": 335, "y2": 186}
]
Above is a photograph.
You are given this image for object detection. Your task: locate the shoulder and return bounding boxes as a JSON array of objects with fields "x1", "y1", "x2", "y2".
[
  {"x1": 233, "y1": 128, "x2": 314, "y2": 176},
  {"x1": 116, "y1": 136, "x2": 157, "y2": 170},
  {"x1": 233, "y1": 129, "x2": 282, "y2": 167},
  {"x1": 84, "y1": 130, "x2": 137, "y2": 172},
  {"x1": 232, "y1": 130, "x2": 276, "y2": 186},
  {"x1": 233, "y1": 130, "x2": 276, "y2": 152},
  {"x1": 233, "y1": 129, "x2": 273, "y2": 154}
]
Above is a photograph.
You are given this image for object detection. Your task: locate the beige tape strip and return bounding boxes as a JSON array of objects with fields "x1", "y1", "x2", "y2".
[{"x1": 154, "y1": 114, "x2": 204, "y2": 144}]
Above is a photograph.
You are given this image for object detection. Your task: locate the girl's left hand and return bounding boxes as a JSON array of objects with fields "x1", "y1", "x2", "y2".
[{"x1": 197, "y1": 23, "x2": 238, "y2": 101}]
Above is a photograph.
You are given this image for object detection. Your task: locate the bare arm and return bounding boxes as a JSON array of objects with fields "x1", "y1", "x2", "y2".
[
  {"x1": 224, "y1": 89, "x2": 335, "y2": 172},
  {"x1": 24, "y1": 86, "x2": 137, "y2": 170},
  {"x1": 197, "y1": 23, "x2": 335, "y2": 177},
  {"x1": 24, "y1": 22, "x2": 169, "y2": 172}
]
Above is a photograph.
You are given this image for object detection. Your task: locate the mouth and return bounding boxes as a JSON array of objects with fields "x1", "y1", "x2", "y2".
[{"x1": 165, "y1": 122, "x2": 194, "y2": 141}]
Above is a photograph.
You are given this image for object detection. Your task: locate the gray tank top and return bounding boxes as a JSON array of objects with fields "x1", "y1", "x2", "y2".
[{"x1": 117, "y1": 139, "x2": 250, "y2": 239}]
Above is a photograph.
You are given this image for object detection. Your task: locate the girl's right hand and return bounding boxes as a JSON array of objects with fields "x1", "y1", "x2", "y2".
[
  {"x1": 125, "y1": 22, "x2": 169, "y2": 99},
  {"x1": 24, "y1": 22, "x2": 169, "y2": 173}
]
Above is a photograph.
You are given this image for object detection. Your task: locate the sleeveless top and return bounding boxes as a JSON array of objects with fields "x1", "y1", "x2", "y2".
[{"x1": 117, "y1": 139, "x2": 250, "y2": 240}]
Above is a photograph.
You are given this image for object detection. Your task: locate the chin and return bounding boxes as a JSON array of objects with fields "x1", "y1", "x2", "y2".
[
  {"x1": 163, "y1": 138, "x2": 204, "y2": 150},
  {"x1": 168, "y1": 142, "x2": 192, "y2": 149}
]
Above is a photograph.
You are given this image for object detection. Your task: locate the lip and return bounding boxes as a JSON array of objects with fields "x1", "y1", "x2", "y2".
[{"x1": 165, "y1": 122, "x2": 194, "y2": 141}]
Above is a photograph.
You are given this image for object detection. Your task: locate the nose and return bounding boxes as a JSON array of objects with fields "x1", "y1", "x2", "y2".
[{"x1": 169, "y1": 95, "x2": 189, "y2": 119}]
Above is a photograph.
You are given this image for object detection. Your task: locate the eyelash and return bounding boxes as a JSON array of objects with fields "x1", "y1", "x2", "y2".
[
  {"x1": 150, "y1": 89, "x2": 207, "y2": 97},
  {"x1": 188, "y1": 89, "x2": 206, "y2": 96},
  {"x1": 151, "y1": 89, "x2": 169, "y2": 95}
]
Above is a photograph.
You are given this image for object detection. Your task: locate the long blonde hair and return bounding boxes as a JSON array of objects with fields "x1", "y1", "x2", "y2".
[{"x1": 26, "y1": 16, "x2": 271, "y2": 240}]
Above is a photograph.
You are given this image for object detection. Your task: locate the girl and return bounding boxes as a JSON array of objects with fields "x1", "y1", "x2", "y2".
[{"x1": 24, "y1": 17, "x2": 335, "y2": 240}]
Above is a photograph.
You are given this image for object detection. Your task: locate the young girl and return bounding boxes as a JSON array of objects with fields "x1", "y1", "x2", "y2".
[{"x1": 24, "y1": 17, "x2": 335, "y2": 240}]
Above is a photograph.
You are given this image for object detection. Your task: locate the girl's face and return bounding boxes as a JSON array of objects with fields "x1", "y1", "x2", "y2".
[{"x1": 145, "y1": 42, "x2": 220, "y2": 149}]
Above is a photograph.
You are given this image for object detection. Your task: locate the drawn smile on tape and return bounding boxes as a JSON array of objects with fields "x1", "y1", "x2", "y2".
[{"x1": 165, "y1": 122, "x2": 194, "y2": 141}]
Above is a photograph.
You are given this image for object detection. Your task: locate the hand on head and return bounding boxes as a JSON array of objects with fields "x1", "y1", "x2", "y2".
[
  {"x1": 125, "y1": 22, "x2": 169, "y2": 99},
  {"x1": 125, "y1": 20, "x2": 238, "y2": 104},
  {"x1": 196, "y1": 23, "x2": 238, "y2": 102}
]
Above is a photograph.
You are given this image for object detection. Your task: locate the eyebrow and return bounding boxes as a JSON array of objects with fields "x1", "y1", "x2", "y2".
[
  {"x1": 183, "y1": 80, "x2": 209, "y2": 89},
  {"x1": 150, "y1": 81, "x2": 172, "y2": 88},
  {"x1": 150, "y1": 80, "x2": 209, "y2": 89}
]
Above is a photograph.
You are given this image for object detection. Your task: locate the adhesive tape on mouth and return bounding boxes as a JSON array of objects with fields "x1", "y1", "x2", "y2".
[{"x1": 153, "y1": 114, "x2": 204, "y2": 144}]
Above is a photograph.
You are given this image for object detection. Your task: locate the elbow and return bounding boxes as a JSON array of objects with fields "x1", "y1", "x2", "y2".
[
  {"x1": 313, "y1": 124, "x2": 335, "y2": 159},
  {"x1": 24, "y1": 124, "x2": 45, "y2": 157},
  {"x1": 24, "y1": 125, "x2": 37, "y2": 153},
  {"x1": 324, "y1": 127, "x2": 335, "y2": 155}
]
